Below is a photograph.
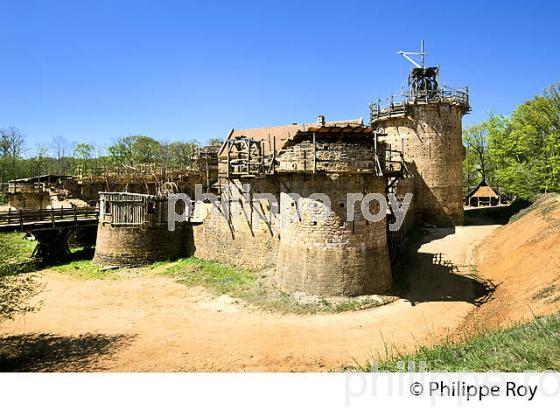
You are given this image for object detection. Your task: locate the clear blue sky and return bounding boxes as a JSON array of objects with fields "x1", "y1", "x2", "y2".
[{"x1": 1, "y1": 0, "x2": 559, "y2": 153}]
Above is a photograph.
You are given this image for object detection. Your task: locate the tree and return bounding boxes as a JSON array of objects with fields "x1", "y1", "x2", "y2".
[
  {"x1": 29, "y1": 145, "x2": 50, "y2": 176},
  {"x1": 107, "y1": 136, "x2": 135, "y2": 166},
  {"x1": 0, "y1": 127, "x2": 25, "y2": 182},
  {"x1": 463, "y1": 124, "x2": 489, "y2": 179},
  {"x1": 73, "y1": 142, "x2": 94, "y2": 173},
  {"x1": 470, "y1": 82, "x2": 560, "y2": 199},
  {"x1": 463, "y1": 123, "x2": 490, "y2": 192},
  {"x1": 130, "y1": 136, "x2": 162, "y2": 164},
  {"x1": 168, "y1": 141, "x2": 197, "y2": 167},
  {"x1": 50, "y1": 135, "x2": 71, "y2": 174}
]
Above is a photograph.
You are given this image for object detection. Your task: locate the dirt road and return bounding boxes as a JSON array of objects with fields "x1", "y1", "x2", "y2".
[{"x1": 0, "y1": 219, "x2": 500, "y2": 371}]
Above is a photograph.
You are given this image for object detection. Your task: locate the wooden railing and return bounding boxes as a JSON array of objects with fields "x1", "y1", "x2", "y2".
[
  {"x1": 0, "y1": 206, "x2": 98, "y2": 231},
  {"x1": 369, "y1": 85, "x2": 470, "y2": 123},
  {"x1": 99, "y1": 193, "x2": 190, "y2": 226},
  {"x1": 75, "y1": 164, "x2": 200, "y2": 179}
]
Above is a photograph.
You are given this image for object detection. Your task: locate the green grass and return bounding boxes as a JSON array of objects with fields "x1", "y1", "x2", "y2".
[
  {"x1": 0, "y1": 232, "x2": 43, "y2": 320},
  {"x1": 0, "y1": 232, "x2": 38, "y2": 276},
  {"x1": 0, "y1": 233, "x2": 393, "y2": 314},
  {"x1": 149, "y1": 257, "x2": 255, "y2": 293},
  {"x1": 0, "y1": 232, "x2": 109, "y2": 279},
  {"x1": 149, "y1": 257, "x2": 393, "y2": 314},
  {"x1": 51, "y1": 257, "x2": 117, "y2": 280},
  {"x1": 0, "y1": 232, "x2": 36, "y2": 264},
  {"x1": 354, "y1": 313, "x2": 560, "y2": 371}
]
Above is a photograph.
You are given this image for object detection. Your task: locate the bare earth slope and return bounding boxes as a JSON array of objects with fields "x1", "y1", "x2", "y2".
[
  {"x1": 0, "y1": 211, "x2": 509, "y2": 371},
  {"x1": 463, "y1": 194, "x2": 560, "y2": 331}
]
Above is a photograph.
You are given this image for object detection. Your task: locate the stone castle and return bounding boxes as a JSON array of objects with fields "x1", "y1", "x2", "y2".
[{"x1": 93, "y1": 55, "x2": 470, "y2": 298}]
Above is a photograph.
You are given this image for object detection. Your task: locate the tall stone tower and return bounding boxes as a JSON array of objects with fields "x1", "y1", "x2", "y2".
[
  {"x1": 206, "y1": 118, "x2": 393, "y2": 297},
  {"x1": 273, "y1": 123, "x2": 392, "y2": 297},
  {"x1": 371, "y1": 43, "x2": 470, "y2": 226}
]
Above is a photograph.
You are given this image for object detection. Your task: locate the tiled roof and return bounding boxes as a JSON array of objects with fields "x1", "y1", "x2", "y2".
[{"x1": 219, "y1": 117, "x2": 372, "y2": 158}]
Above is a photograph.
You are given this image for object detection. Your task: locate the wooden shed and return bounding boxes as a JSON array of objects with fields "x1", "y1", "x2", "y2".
[{"x1": 464, "y1": 179, "x2": 503, "y2": 207}]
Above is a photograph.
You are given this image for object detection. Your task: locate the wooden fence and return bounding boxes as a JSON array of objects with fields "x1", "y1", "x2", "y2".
[
  {"x1": 0, "y1": 206, "x2": 99, "y2": 231},
  {"x1": 100, "y1": 192, "x2": 188, "y2": 226}
]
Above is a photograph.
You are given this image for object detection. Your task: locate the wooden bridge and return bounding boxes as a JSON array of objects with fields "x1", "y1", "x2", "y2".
[
  {"x1": 0, "y1": 206, "x2": 98, "y2": 232},
  {"x1": 0, "y1": 207, "x2": 99, "y2": 259}
]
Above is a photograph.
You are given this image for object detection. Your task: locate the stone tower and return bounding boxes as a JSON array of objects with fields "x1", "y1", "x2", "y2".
[
  {"x1": 94, "y1": 193, "x2": 192, "y2": 266},
  {"x1": 371, "y1": 54, "x2": 470, "y2": 226},
  {"x1": 274, "y1": 129, "x2": 392, "y2": 296},
  {"x1": 203, "y1": 118, "x2": 393, "y2": 297}
]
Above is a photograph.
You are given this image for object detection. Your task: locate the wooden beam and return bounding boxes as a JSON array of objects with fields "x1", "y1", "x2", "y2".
[{"x1": 313, "y1": 132, "x2": 317, "y2": 175}]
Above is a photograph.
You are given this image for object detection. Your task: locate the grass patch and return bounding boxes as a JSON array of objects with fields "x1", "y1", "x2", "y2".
[
  {"x1": 51, "y1": 258, "x2": 116, "y2": 280},
  {"x1": 150, "y1": 257, "x2": 393, "y2": 314},
  {"x1": 0, "y1": 232, "x2": 36, "y2": 264},
  {"x1": 0, "y1": 232, "x2": 395, "y2": 314},
  {"x1": 0, "y1": 232, "x2": 108, "y2": 280},
  {"x1": 353, "y1": 313, "x2": 560, "y2": 371},
  {"x1": 149, "y1": 257, "x2": 255, "y2": 294},
  {"x1": 0, "y1": 232, "x2": 39, "y2": 276},
  {"x1": 0, "y1": 233, "x2": 43, "y2": 320}
]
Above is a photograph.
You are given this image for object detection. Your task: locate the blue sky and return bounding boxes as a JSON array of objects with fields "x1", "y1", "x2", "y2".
[{"x1": 0, "y1": 0, "x2": 558, "y2": 152}]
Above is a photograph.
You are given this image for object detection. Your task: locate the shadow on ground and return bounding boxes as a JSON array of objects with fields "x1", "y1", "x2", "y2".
[
  {"x1": 0, "y1": 246, "x2": 95, "y2": 277},
  {"x1": 0, "y1": 332, "x2": 134, "y2": 371},
  {"x1": 464, "y1": 199, "x2": 532, "y2": 226},
  {"x1": 391, "y1": 226, "x2": 496, "y2": 306}
]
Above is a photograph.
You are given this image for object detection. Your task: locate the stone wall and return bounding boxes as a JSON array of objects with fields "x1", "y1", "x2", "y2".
[
  {"x1": 274, "y1": 173, "x2": 391, "y2": 296},
  {"x1": 7, "y1": 192, "x2": 51, "y2": 209},
  {"x1": 93, "y1": 223, "x2": 193, "y2": 266},
  {"x1": 277, "y1": 138, "x2": 378, "y2": 174},
  {"x1": 391, "y1": 175, "x2": 416, "y2": 235},
  {"x1": 194, "y1": 138, "x2": 396, "y2": 296},
  {"x1": 192, "y1": 178, "x2": 281, "y2": 270},
  {"x1": 378, "y1": 102, "x2": 465, "y2": 226}
]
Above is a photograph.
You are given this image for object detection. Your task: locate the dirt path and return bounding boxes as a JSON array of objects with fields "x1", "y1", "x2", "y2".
[{"x1": 0, "y1": 220, "x2": 500, "y2": 371}]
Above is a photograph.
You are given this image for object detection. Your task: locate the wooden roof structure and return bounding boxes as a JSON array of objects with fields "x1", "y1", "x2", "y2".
[
  {"x1": 218, "y1": 117, "x2": 372, "y2": 159},
  {"x1": 8, "y1": 174, "x2": 73, "y2": 184},
  {"x1": 464, "y1": 179, "x2": 501, "y2": 201}
]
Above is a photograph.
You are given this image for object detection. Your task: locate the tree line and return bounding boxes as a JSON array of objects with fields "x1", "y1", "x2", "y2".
[
  {"x1": 0, "y1": 132, "x2": 221, "y2": 184},
  {"x1": 463, "y1": 82, "x2": 560, "y2": 199},
  {"x1": 4, "y1": 81, "x2": 559, "y2": 200}
]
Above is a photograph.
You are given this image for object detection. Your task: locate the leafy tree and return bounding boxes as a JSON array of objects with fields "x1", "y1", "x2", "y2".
[
  {"x1": 0, "y1": 127, "x2": 25, "y2": 182},
  {"x1": 107, "y1": 136, "x2": 135, "y2": 166},
  {"x1": 130, "y1": 135, "x2": 162, "y2": 164},
  {"x1": 73, "y1": 142, "x2": 94, "y2": 173},
  {"x1": 466, "y1": 82, "x2": 560, "y2": 199},
  {"x1": 28, "y1": 145, "x2": 49, "y2": 176},
  {"x1": 74, "y1": 142, "x2": 94, "y2": 160},
  {"x1": 167, "y1": 141, "x2": 197, "y2": 167},
  {"x1": 463, "y1": 123, "x2": 491, "y2": 191},
  {"x1": 0, "y1": 234, "x2": 41, "y2": 322},
  {"x1": 107, "y1": 135, "x2": 163, "y2": 166}
]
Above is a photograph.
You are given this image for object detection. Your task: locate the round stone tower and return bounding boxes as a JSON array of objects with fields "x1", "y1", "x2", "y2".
[
  {"x1": 273, "y1": 124, "x2": 392, "y2": 297},
  {"x1": 371, "y1": 62, "x2": 470, "y2": 226},
  {"x1": 93, "y1": 192, "x2": 192, "y2": 266}
]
